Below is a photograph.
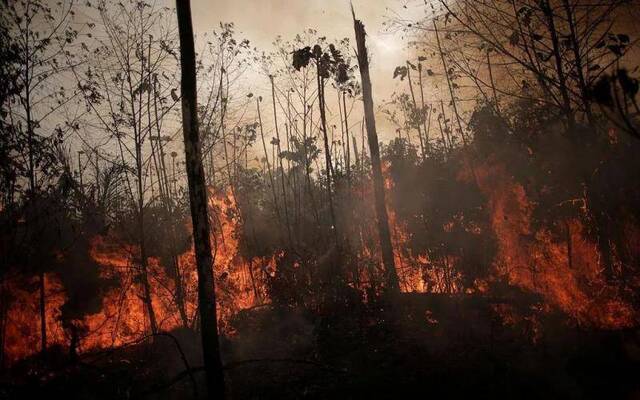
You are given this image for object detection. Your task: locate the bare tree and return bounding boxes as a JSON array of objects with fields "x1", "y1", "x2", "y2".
[
  {"x1": 352, "y1": 9, "x2": 400, "y2": 293},
  {"x1": 4, "y1": 0, "x2": 81, "y2": 354}
]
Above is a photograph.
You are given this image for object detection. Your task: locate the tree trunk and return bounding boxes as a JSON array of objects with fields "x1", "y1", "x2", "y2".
[
  {"x1": 257, "y1": 97, "x2": 282, "y2": 224},
  {"x1": 136, "y1": 139, "x2": 158, "y2": 335},
  {"x1": 541, "y1": 0, "x2": 575, "y2": 129},
  {"x1": 406, "y1": 63, "x2": 426, "y2": 160},
  {"x1": 417, "y1": 62, "x2": 430, "y2": 156},
  {"x1": 270, "y1": 76, "x2": 292, "y2": 245},
  {"x1": 38, "y1": 271, "x2": 46, "y2": 353},
  {"x1": 342, "y1": 91, "x2": 352, "y2": 182},
  {"x1": 561, "y1": 0, "x2": 592, "y2": 125},
  {"x1": 175, "y1": 1, "x2": 226, "y2": 397},
  {"x1": 353, "y1": 11, "x2": 400, "y2": 293},
  {"x1": 434, "y1": 20, "x2": 467, "y2": 146},
  {"x1": 0, "y1": 274, "x2": 6, "y2": 369},
  {"x1": 316, "y1": 69, "x2": 338, "y2": 241}
]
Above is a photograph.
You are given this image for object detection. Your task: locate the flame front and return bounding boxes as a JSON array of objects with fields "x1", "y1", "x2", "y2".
[{"x1": 3, "y1": 161, "x2": 637, "y2": 364}]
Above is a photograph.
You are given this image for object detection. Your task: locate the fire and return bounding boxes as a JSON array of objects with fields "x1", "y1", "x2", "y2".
[
  {"x1": 2, "y1": 274, "x2": 66, "y2": 363},
  {"x1": 2, "y1": 160, "x2": 637, "y2": 365},
  {"x1": 472, "y1": 162, "x2": 636, "y2": 329},
  {"x1": 381, "y1": 162, "x2": 462, "y2": 294},
  {"x1": 373, "y1": 158, "x2": 636, "y2": 329},
  {"x1": 2, "y1": 188, "x2": 274, "y2": 363}
]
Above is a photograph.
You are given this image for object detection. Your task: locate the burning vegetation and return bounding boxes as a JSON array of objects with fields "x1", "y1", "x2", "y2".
[{"x1": 1, "y1": 0, "x2": 640, "y2": 398}]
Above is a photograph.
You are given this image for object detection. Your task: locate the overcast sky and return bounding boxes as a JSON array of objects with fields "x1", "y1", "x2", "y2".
[{"x1": 190, "y1": 0, "x2": 412, "y2": 118}]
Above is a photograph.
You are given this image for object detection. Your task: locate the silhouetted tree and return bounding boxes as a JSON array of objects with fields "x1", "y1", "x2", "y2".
[{"x1": 175, "y1": 0, "x2": 225, "y2": 397}]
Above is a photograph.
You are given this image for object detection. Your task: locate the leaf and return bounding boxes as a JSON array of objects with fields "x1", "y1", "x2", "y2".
[
  {"x1": 336, "y1": 63, "x2": 349, "y2": 84},
  {"x1": 292, "y1": 46, "x2": 312, "y2": 71},
  {"x1": 588, "y1": 76, "x2": 613, "y2": 108},
  {"x1": 133, "y1": 81, "x2": 151, "y2": 96},
  {"x1": 509, "y1": 30, "x2": 520, "y2": 46},
  {"x1": 607, "y1": 44, "x2": 622, "y2": 56},
  {"x1": 617, "y1": 34, "x2": 630, "y2": 44},
  {"x1": 393, "y1": 66, "x2": 408, "y2": 81}
]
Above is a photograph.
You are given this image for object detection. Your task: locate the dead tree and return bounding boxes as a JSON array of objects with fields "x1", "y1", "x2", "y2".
[{"x1": 352, "y1": 10, "x2": 400, "y2": 293}]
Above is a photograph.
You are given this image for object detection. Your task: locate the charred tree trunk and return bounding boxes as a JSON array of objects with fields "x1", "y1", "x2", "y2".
[
  {"x1": 342, "y1": 91, "x2": 352, "y2": 182},
  {"x1": 316, "y1": 69, "x2": 338, "y2": 241},
  {"x1": 417, "y1": 62, "x2": 430, "y2": 157},
  {"x1": 25, "y1": 48, "x2": 48, "y2": 354},
  {"x1": 0, "y1": 275, "x2": 6, "y2": 369},
  {"x1": 38, "y1": 271, "x2": 46, "y2": 353},
  {"x1": 175, "y1": 1, "x2": 226, "y2": 397},
  {"x1": 136, "y1": 135, "x2": 158, "y2": 335},
  {"x1": 353, "y1": 11, "x2": 400, "y2": 293}
]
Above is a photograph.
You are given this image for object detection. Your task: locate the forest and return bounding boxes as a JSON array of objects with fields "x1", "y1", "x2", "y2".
[{"x1": 1, "y1": 0, "x2": 639, "y2": 398}]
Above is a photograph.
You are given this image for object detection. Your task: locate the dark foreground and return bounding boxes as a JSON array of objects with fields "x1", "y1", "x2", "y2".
[{"x1": 2, "y1": 292, "x2": 639, "y2": 400}]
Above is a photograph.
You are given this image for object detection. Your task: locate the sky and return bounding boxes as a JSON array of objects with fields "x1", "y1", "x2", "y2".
[{"x1": 190, "y1": 0, "x2": 413, "y2": 125}]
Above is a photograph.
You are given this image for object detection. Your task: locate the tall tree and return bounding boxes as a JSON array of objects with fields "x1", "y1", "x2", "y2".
[
  {"x1": 175, "y1": 0, "x2": 225, "y2": 397},
  {"x1": 352, "y1": 9, "x2": 400, "y2": 293}
]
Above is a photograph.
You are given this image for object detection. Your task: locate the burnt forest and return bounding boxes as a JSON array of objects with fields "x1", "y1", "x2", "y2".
[{"x1": 1, "y1": 0, "x2": 640, "y2": 398}]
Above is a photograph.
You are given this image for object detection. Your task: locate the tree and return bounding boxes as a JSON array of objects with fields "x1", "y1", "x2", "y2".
[
  {"x1": 175, "y1": 0, "x2": 226, "y2": 397},
  {"x1": 2, "y1": 0, "x2": 81, "y2": 355},
  {"x1": 75, "y1": 0, "x2": 185, "y2": 334},
  {"x1": 352, "y1": 9, "x2": 400, "y2": 293},
  {"x1": 292, "y1": 39, "x2": 353, "y2": 242}
]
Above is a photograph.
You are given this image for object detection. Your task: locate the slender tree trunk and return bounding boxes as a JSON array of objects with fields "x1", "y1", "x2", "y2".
[
  {"x1": 316, "y1": 69, "x2": 338, "y2": 240},
  {"x1": 561, "y1": 0, "x2": 592, "y2": 125},
  {"x1": 0, "y1": 276, "x2": 7, "y2": 369},
  {"x1": 136, "y1": 134, "x2": 158, "y2": 335},
  {"x1": 352, "y1": 134, "x2": 360, "y2": 168},
  {"x1": 353, "y1": 11, "x2": 400, "y2": 293},
  {"x1": 417, "y1": 63, "x2": 430, "y2": 156},
  {"x1": 406, "y1": 63, "x2": 426, "y2": 160},
  {"x1": 153, "y1": 77, "x2": 172, "y2": 200},
  {"x1": 176, "y1": 1, "x2": 225, "y2": 397},
  {"x1": 257, "y1": 98, "x2": 282, "y2": 223},
  {"x1": 486, "y1": 49, "x2": 501, "y2": 118},
  {"x1": 434, "y1": 20, "x2": 467, "y2": 146},
  {"x1": 342, "y1": 91, "x2": 352, "y2": 182},
  {"x1": 38, "y1": 271, "x2": 46, "y2": 353},
  {"x1": 25, "y1": 43, "x2": 48, "y2": 355},
  {"x1": 271, "y1": 76, "x2": 292, "y2": 245},
  {"x1": 542, "y1": 0, "x2": 575, "y2": 129},
  {"x1": 439, "y1": 100, "x2": 453, "y2": 151}
]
